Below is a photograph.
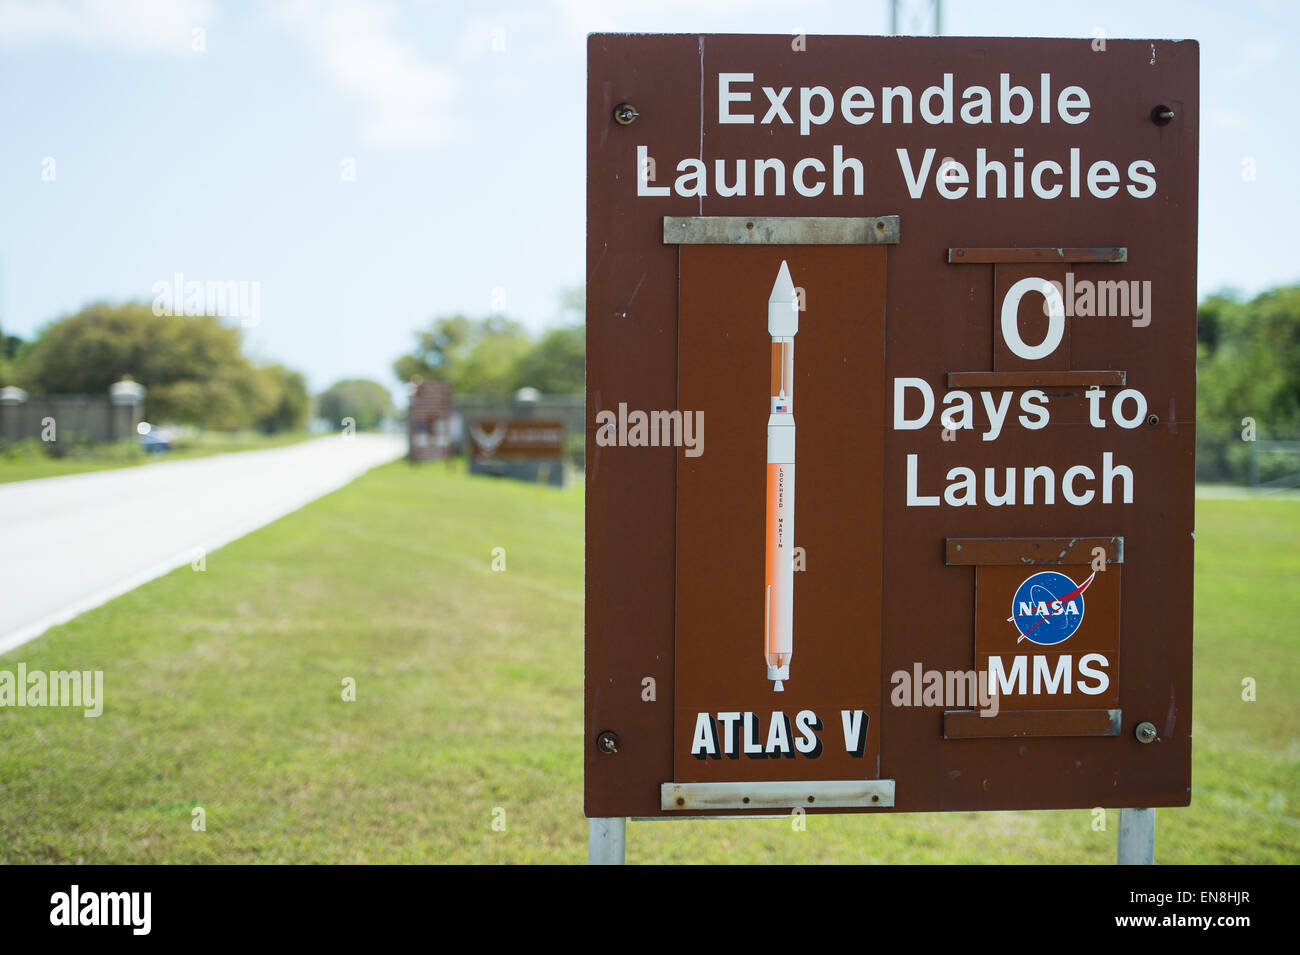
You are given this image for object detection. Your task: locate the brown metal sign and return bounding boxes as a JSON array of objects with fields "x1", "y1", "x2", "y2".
[
  {"x1": 408, "y1": 380, "x2": 453, "y2": 462},
  {"x1": 467, "y1": 419, "x2": 566, "y2": 460},
  {"x1": 586, "y1": 34, "x2": 1197, "y2": 817}
]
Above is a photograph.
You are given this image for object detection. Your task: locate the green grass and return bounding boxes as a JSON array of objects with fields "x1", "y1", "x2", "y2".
[
  {"x1": 0, "y1": 467, "x2": 1294, "y2": 863},
  {"x1": 0, "y1": 431, "x2": 315, "y2": 484}
]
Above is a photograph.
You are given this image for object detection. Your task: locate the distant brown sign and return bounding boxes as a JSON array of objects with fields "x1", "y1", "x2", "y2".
[
  {"x1": 467, "y1": 419, "x2": 565, "y2": 460},
  {"x1": 586, "y1": 34, "x2": 1197, "y2": 818},
  {"x1": 408, "y1": 380, "x2": 453, "y2": 462}
]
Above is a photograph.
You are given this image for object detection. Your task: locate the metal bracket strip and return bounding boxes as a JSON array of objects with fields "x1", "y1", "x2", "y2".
[
  {"x1": 661, "y1": 778, "x2": 895, "y2": 811},
  {"x1": 664, "y1": 216, "x2": 900, "y2": 245}
]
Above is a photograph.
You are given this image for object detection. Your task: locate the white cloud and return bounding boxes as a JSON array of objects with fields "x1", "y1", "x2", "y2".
[
  {"x1": 0, "y1": 0, "x2": 211, "y2": 55},
  {"x1": 273, "y1": 0, "x2": 461, "y2": 150}
]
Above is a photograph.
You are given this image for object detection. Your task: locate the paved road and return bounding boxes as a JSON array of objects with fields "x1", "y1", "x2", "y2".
[{"x1": 0, "y1": 434, "x2": 405, "y2": 653}]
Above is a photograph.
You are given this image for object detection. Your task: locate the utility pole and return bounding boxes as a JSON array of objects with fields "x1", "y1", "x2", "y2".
[{"x1": 890, "y1": 0, "x2": 942, "y2": 36}]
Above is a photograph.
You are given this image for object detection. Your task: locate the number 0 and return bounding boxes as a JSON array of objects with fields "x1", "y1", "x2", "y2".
[{"x1": 1000, "y1": 276, "x2": 1065, "y2": 360}]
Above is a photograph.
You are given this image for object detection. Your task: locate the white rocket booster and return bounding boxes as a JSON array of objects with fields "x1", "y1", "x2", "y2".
[{"x1": 764, "y1": 261, "x2": 798, "y2": 692}]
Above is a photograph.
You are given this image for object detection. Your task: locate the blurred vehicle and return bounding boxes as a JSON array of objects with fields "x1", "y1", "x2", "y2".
[{"x1": 137, "y1": 422, "x2": 173, "y2": 453}]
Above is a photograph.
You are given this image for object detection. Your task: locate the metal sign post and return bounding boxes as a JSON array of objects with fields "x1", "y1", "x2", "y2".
[
  {"x1": 587, "y1": 817, "x2": 626, "y2": 865},
  {"x1": 1117, "y1": 807, "x2": 1156, "y2": 865}
]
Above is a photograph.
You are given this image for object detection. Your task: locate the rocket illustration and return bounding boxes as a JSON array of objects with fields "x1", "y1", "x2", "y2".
[{"x1": 764, "y1": 260, "x2": 798, "y2": 692}]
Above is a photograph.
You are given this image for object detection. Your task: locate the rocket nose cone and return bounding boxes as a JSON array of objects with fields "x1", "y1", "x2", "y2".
[{"x1": 769, "y1": 260, "x2": 796, "y2": 304}]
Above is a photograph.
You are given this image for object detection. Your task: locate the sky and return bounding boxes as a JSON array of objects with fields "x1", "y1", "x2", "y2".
[{"x1": 1, "y1": 0, "x2": 1296, "y2": 396}]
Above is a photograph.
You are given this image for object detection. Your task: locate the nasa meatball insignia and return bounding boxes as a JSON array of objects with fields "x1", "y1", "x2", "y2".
[{"x1": 1008, "y1": 569, "x2": 1095, "y2": 645}]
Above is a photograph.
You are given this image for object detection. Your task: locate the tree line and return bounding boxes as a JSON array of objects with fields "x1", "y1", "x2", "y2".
[
  {"x1": 391, "y1": 288, "x2": 585, "y2": 397},
  {"x1": 6, "y1": 282, "x2": 1287, "y2": 478},
  {"x1": 1197, "y1": 285, "x2": 1300, "y2": 484},
  {"x1": 1, "y1": 302, "x2": 310, "y2": 432},
  {"x1": 0, "y1": 290, "x2": 586, "y2": 435}
]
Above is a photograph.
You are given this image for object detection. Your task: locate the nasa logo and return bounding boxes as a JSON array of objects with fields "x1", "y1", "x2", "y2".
[{"x1": 1008, "y1": 570, "x2": 1096, "y2": 645}]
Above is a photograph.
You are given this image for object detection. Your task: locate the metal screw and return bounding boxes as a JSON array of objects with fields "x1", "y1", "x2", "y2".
[
  {"x1": 596, "y1": 730, "x2": 619, "y2": 754},
  {"x1": 1147, "y1": 413, "x2": 1160, "y2": 427},
  {"x1": 613, "y1": 102, "x2": 639, "y2": 126},
  {"x1": 1135, "y1": 721, "x2": 1158, "y2": 744},
  {"x1": 1151, "y1": 105, "x2": 1175, "y2": 126}
]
